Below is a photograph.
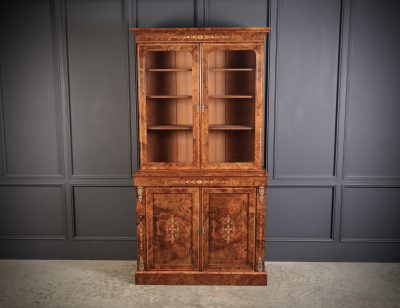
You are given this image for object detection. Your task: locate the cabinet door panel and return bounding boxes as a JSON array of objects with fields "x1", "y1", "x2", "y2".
[
  {"x1": 146, "y1": 187, "x2": 200, "y2": 270},
  {"x1": 137, "y1": 44, "x2": 200, "y2": 169},
  {"x1": 201, "y1": 44, "x2": 264, "y2": 170},
  {"x1": 202, "y1": 188, "x2": 256, "y2": 271}
]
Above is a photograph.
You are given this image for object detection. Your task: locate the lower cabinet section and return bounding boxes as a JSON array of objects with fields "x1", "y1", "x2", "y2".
[{"x1": 135, "y1": 177, "x2": 267, "y2": 285}]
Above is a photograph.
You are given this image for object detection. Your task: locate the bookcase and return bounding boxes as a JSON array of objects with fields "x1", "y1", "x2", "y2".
[{"x1": 130, "y1": 27, "x2": 270, "y2": 285}]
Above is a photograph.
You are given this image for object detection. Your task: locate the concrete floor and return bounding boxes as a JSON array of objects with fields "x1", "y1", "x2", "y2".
[{"x1": 0, "y1": 261, "x2": 399, "y2": 308}]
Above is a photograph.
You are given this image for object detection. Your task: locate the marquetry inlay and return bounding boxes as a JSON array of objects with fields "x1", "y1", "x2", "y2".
[
  {"x1": 171, "y1": 34, "x2": 230, "y2": 41},
  {"x1": 139, "y1": 256, "x2": 144, "y2": 271},
  {"x1": 257, "y1": 256, "x2": 263, "y2": 272},
  {"x1": 221, "y1": 214, "x2": 236, "y2": 244},
  {"x1": 137, "y1": 216, "x2": 145, "y2": 251},
  {"x1": 166, "y1": 215, "x2": 179, "y2": 244},
  {"x1": 171, "y1": 178, "x2": 228, "y2": 185},
  {"x1": 257, "y1": 213, "x2": 264, "y2": 251}
]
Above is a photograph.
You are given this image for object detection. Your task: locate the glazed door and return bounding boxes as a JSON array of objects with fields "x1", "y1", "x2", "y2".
[
  {"x1": 201, "y1": 44, "x2": 264, "y2": 169},
  {"x1": 137, "y1": 44, "x2": 200, "y2": 169},
  {"x1": 201, "y1": 188, "x2": 256, "y2": 271},
  {"x1": 145, "y1": 187, "x2": 200, "y2": 270}
]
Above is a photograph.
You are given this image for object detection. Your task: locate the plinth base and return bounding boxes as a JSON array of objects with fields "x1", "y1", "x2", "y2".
[{"x1": 135, "y1": 271, "x2": 267, "y2": 285}]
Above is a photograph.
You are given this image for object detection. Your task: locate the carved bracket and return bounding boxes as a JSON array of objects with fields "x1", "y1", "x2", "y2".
[
  {"x1": 258, "y1": 186, "x2": 265, "y2": 203},
  {"x1": 137, "y1": 186, "x2": 144, "y2": 203}
]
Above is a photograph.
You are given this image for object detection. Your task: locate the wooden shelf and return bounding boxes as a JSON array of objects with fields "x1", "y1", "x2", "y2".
[
  {"x1": 147, "y1": 95, "x2": 192, "y2": 99},
  {"x1": 208, "y1": 124, "x2": 254, "y2": 131},
  {"x1": 148, "y1": 125, "x2": 193, "y2": 131},
  {"x1": 147, "y1": 68, "x2": 192, "y2": 72},
  {"x1": 209, "y1": 68, "x2": 254, "y2": 72},
  {"x1": 209, "y1": 95, "x2": 253, "y2": 99}
]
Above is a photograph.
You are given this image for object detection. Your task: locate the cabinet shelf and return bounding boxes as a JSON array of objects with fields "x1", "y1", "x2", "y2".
[
  {"x1": 209, "y1": 95, "x2": 253, "y2": 99},
  {"x1": 208, "y1": 124, "x2": 254, "y2": 131},
  {"x1": 148, "y1": 125, "x2": 192, "y2": 131},
  {"x1": 209, "y1": 68, "x2": 254, "y2": 72},
  {"x1": 147, "y1": 68, "x2": 192, "y2": 72},
  {"x1": 147, "y1": 95, "x2": 192, "y2": 99}
]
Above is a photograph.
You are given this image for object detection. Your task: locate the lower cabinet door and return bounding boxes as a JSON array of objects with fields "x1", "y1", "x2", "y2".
[
  {"x1": 202, "y1": 187, "x2": 256, "y2": 271},
  {"x1": 145, "y1": 187, "x2": 200, "y2": 271}
]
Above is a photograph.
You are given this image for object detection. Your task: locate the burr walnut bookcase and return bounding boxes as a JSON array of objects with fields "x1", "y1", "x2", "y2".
[{"x1": 130, "y1": 27, "x2": 270, "y2": 285}]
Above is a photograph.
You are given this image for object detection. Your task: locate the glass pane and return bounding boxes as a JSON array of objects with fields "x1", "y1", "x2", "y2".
[
  {"x1": 145, "y1": 50, "x2": 194, "y2": 163},
  {"x1": 207, "y1": 50, "x2": 256, "y2": 163}
]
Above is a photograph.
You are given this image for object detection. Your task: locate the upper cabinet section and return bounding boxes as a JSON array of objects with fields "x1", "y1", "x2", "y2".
[{"x1": 130, "y1": 28, "x2": 270, "y2": 170}]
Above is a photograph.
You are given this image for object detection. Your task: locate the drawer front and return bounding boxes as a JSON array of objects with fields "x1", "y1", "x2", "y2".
[
  {"x1": 202, "y1": 187, "x2": 256, "y2": 271},
  {"x1": 145, "y1": 187, "x2": 200, "y2": 271}
]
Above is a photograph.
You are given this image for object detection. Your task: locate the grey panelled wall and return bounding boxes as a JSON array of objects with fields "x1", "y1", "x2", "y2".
[{"x1": 0, "y1": 0, "x2": 399, "y2": 261}]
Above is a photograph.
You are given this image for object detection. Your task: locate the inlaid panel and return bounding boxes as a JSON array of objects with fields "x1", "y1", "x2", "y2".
[
  {"x1": 146, "y1": 187, "x2": 199, "y2": 270},
  {"x1": 202, "y1": 188, "x2": 256, "y2": 271}
]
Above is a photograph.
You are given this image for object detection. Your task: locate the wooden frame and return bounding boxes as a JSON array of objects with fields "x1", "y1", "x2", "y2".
[
  {"x1": 201, "y1": 43, "x2": 264, "y2": 169},
  {"x1": 137, "y1": 44, "x2": 200, "y2": 169},
  {"x1": 131, "y1": 27, "x2": 270, "y2": 285}
]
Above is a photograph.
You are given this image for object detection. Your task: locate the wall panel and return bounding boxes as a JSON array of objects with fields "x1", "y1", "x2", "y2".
[
  {"x1": 0, "y1": 0, "x2": 62, "y2": 177},
  {"x1": 73, "y1": 186, "x2": 135, "y2": 239},
  {"x1": 274, "y1": 0, "x2": 341, "y2": 178},
  {"x1": 343, "y1": 0, "x2": 400, "y2": 179},
  {"x1": 266, "y1": 187, "x2": 334, "y2": 240},
  {"x1": 207, "y1": 0, "x2": 268, "y2": 26},
  {"x1": 341, "y1": 187, "x2": 400, "y2": 241},
  {"x1": 67, "y1": 0, "x2": 131, "y2": 177},
  {"x1": 137, "y1": 0, "x2": 196, "y2": 27},
  {"x1": 0, "y1": 185, "x2": 66, "y2": 239}
]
